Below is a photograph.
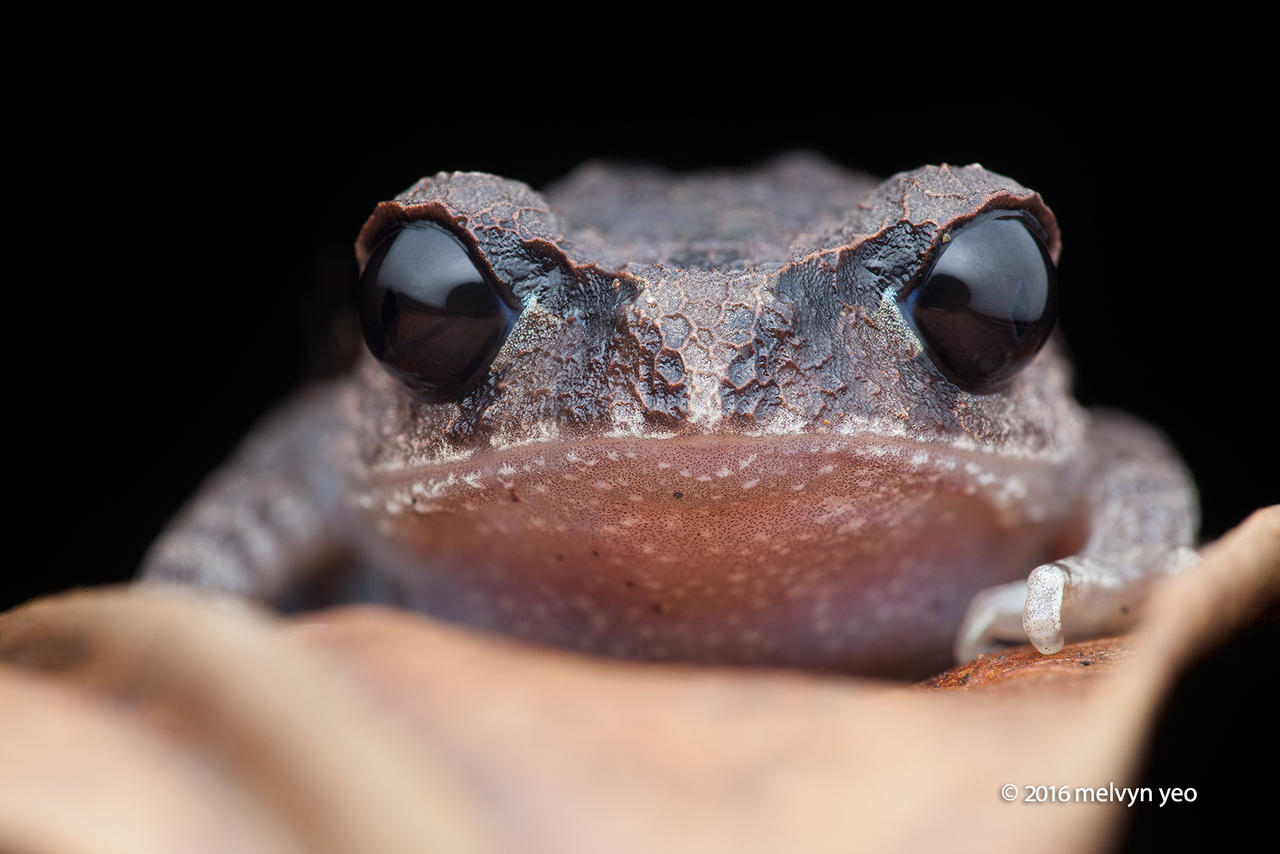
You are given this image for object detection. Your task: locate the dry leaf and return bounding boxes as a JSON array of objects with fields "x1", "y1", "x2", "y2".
[{"x1": 1, "y1": 507, "x2": 1275, "y2": 853}]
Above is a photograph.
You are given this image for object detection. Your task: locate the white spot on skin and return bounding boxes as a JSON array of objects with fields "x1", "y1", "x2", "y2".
[
  {"x1": 996, "y1": 476, "x2": 1028, "y2": 505},
  {"x1": 837, "y1": 517, "x2": 867, "y2": 534},
  {"x1": 564, "y1": 451, "x2": 597, "y2": 467}
]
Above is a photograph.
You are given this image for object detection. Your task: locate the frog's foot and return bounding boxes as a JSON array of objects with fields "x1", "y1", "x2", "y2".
[
  {"x1": 953, "y1": 582, "x2": 1029, "y2": 663},
  {"x1": 954, "y1": 548, "x2": 1198, "y2": 664}
]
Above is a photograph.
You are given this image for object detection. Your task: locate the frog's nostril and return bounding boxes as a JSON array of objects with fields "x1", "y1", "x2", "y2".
[{"x1": 358, "y1": 220, "x2": 519, "y2": 402}]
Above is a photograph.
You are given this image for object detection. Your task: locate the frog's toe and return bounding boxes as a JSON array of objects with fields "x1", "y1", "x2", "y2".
[
  {"x1": 955, "y1": 563, "x2": 1074, "y2": 663},
  {"x1": 1022, "y1": 563, "x2": 1069, "y2": 654},
  {"x1": 954, "y1": 580, "x2": 1029, "y2": 664},
  {"x1": 1019, "y1": 550, "x2": 1199, "y2": 658}
]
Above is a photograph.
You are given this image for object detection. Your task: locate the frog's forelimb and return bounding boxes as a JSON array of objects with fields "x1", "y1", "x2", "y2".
[
  {"x1": 954, "y1": 410, "x2": 1199, "y2": 663},
  {"x1": 138, "y1": 386, "x2": 350, "y2": 603}
]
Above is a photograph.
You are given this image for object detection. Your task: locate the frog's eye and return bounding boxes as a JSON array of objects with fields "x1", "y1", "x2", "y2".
[
  {"x1": 900, "y1": 210, "x2": 1057, "y2": 394},
  {"x1": 359, "y1": 220, "x2": 519, "y2": 401}
]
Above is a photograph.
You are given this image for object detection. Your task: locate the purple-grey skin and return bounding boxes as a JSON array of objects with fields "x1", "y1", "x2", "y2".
[{"x1": 140, "y1": 154, "x2": 1197, "y2": 679}]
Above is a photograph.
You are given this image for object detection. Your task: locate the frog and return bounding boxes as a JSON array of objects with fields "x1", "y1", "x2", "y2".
[{"x1": 139, "y1": 153, "x2": 1198, "y2": 680}]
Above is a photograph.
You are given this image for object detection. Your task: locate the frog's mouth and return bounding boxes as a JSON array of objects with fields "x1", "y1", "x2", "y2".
[{"x1": 343, "y1": 433, "x2": 1084, "y2": 679}]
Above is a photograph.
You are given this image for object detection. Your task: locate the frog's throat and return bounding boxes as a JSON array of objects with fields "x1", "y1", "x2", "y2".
[{"x1": 342, "y1": 433, "x2": 1084, "y2": 679}]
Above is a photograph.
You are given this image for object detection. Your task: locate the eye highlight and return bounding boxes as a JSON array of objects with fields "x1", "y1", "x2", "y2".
[
  {"x1": 358, "y1": 220, "x2": 518, "y2": 401},
  {"x1": 900, "y1": 210, "x2": 1057, "y2": 394}
]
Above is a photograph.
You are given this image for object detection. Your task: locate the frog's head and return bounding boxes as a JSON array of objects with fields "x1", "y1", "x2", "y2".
[{"x1": 342, "y1": 157, "x2": 1088, "y2": 678}]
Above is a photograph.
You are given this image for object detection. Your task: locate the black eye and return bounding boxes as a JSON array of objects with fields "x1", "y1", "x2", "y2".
[
  {"x1": 359, "y1": 220, "x2": 518, "y2": 401},
  {"x1": 900, "y1": 210, "x2": 1057, "y2": 394}
]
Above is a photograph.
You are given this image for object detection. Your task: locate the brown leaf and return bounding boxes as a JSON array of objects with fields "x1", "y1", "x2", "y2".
[
  {"x1": 0, "y1": 506, "x2": 1276, "y2": 853},
  {"x1": 918, "y1": 636, "x2": 1135, "y2": 692}
]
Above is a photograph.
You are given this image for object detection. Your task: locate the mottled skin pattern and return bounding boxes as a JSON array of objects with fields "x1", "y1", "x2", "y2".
[
  {"x1": 351, "y1": 155, "x2": 1075, "y2": 460},
  {"x1": 142, "y1": 154, "x2": 1197, "y2": 679}
]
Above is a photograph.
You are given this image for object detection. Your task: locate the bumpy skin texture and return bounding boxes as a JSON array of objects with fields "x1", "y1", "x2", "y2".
[
  {"x1": 142, "y1": 155, "x2": 1196, "y2": 679},
  {"x1": 351, "y1": 155, "x2": 1075, "y2": 462}
]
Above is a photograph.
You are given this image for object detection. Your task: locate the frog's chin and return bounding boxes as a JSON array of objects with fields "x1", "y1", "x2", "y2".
[{"x1": 345, "y1": 434, "x2": 1085, "y2": 679}]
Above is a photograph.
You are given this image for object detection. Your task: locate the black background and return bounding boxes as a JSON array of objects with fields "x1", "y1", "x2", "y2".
[{"x1": 13, "y1": 26, "x2": 1276, "y2": 851}]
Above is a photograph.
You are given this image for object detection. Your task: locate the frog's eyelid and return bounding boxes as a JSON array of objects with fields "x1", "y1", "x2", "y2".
[
  {"x1": 931, "y1": 202, "x2": 1056, "y2": 252},
  {"x1": 364, "y1": 211, "x2": 529, "y2": 312}
]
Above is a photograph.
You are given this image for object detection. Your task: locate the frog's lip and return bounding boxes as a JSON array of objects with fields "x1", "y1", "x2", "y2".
[
  {"x1": 360, "y1": 428, "x2": 1073, "y2": 479},
  {"x1": 350, "y1": 431, "x2": 1077, "y2": 521}
]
